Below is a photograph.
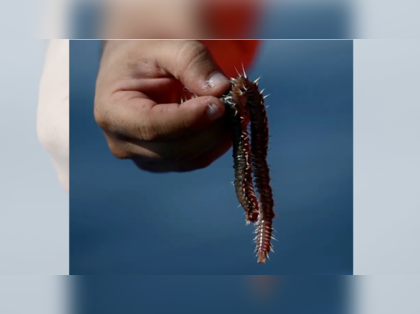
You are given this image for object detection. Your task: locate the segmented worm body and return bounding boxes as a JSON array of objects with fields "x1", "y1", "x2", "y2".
[
  {"x1": 220, "y1": 69, "x2": 276, "y2": 264},
  {"x1": 180, "y1": 69, "x2": 275, "y2": 263}
]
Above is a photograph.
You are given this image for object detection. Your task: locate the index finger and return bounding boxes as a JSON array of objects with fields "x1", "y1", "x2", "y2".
[{"x1": 99, "y1": 91, "x2": 227, "y2": 142}]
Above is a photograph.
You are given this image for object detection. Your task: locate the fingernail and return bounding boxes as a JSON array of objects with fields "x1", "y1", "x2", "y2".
[
  {"x1": 207, "y1": 72, "x2": 229, "y2": 89},
  {"x1": 207, "y1": 103, "x2": 223, "y2": 121}
]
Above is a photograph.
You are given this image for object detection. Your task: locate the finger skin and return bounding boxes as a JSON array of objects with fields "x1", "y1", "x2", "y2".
[
  {"x1": 133, "y1": 130, "x2": 232, "y2": 173},
  {"x1": 95, "y1": 40, "x2": 235, "y2": 173},
  {"x1": 153, "y1": 40, "x2": 231, "y2": 95},
  {"x1": 100, "y1": 40, "x2": 230, "y2": 95},
  {"x1": 177, "y1": 130, "x2": 233, "y2": 172},
  {"x1": 106, "y1": 115, "x2": 228, "y2": 161},
  {"x1": 96, "y1": 92, "x2": 226, "y2": 142},
  {"x1": 96, "y1": 41, "x2": 230, "y2": 141}
]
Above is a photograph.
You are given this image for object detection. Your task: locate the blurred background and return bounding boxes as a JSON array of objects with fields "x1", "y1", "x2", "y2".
[
  {"x1": 70, "y1": 0, "x2": 351, "y2": 39},
  {"x1": 3, "y1": 275, "x2": 420, "y2": 314},
  {"x1": 70, "y1": 39, "x2": 353, "y2": 275},
  {"x1": 0, "y1": 40, "x2": 69, "y2": 275},
  {"x1": 75, "y1": 275, "x2": 350, "y2": 314}
]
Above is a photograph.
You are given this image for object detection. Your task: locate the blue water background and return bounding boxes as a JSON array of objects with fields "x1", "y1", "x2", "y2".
[{"x1": 70, "y1": 40, "x2": 353, "y2": 274}]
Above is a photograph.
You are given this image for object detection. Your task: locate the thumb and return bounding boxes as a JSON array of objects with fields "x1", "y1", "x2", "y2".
[{"x1": 155, "y1": 40, "x2": 231, "y2": 96}]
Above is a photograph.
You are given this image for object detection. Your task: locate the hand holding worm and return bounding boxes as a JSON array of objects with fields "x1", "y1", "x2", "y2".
[
  {"x1": 95, "y1": 40, "x2": 274, "y2": 263},
  {"x1": 95, "y1": 40, "x2": 234, "y2": 172}
]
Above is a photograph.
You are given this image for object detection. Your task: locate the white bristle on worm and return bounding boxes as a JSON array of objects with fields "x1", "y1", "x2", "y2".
[
  {"x1": 241, "y1": 63, "x2": 247, "y2": 78},
  {"x1": 223, "y1": 74, "x2": 275, "y2": 264}
]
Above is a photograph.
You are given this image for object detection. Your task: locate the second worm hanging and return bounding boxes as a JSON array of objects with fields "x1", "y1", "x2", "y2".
[{"x1": 221, "y1": 70, "x2": 276, "y2": 264}]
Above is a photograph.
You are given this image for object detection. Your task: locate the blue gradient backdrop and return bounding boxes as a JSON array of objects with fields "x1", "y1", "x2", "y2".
[
  {"x1": 76, "y1": 276, "x2": 349, "y2": 313},
  {"x1": 70, "y1": 40, "x2": 353, "y2": 274}
]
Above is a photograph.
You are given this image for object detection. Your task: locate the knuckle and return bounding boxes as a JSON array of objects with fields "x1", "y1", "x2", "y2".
[
  {"x1": 185, "y1": 41, "x2": 208, "y2": 58},
  {"x1": 132, "y1": 109, "x2": 160, "y2": 142},
  {"x1": 107, "y1": 140, "x2": 132, "y2": 160},
  {"x1": 180, "y1": 115, "x2": 192, "y2": 130},
  {"x1": 180, "y1": 41, "x2": 210, "y2": 72},
  {"x1": 138, "y1": 120, "x2": 160, "y2": 142}
]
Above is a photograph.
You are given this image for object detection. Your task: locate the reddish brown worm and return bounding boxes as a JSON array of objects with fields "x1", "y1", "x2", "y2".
[
  {"x1": 180, "y1": 69, "x2": 276, "y2": 263},
  {"x1": 220, "y1": 69, "x2": 276, "y2": 264}
]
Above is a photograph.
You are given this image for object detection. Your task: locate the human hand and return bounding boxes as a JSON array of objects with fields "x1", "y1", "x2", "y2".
[
  {"x1": 37, "y1": 39, "x2": 70, "y2": 192},
  {"x1": 94, "y1": 40, "x2": 233, "y2": 172}
]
